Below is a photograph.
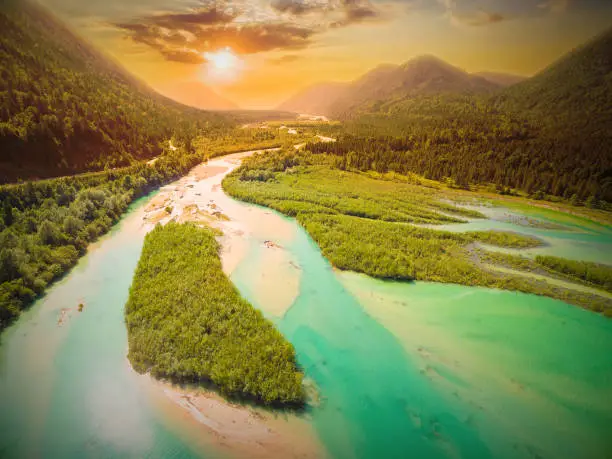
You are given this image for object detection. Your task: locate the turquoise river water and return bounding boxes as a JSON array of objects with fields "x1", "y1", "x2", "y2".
[{"x1": 1, "y1": 176, "x2": 612, "y2": 458}]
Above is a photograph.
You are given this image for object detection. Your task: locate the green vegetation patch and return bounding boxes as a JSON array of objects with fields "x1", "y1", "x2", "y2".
[
  {"x1": 125, "y1": 222, "x2": 305, "y2": 406},
  {"x1": 535, "y1": 256, "x2": 612, "y2": 293},
  {"x1": 223, "y1": 149, "x2": 612, "y2": 315},
  {"x1": 223, "y1": 150, "x2": 541, "y2": 286}
]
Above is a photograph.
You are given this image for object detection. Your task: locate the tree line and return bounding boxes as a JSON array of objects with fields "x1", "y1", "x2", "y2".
[{"x1": 323, "y1": 94, "x2": 610, "y2": 205}]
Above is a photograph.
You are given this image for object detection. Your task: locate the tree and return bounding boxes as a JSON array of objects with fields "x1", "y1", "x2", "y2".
[
  {"x1": 38, "y1": 220, "x2": 60, "y2": 245},
  {"x1": 585, "y1": 195, "x2": 598, "y2": 209},
  {"x1": 2, "y1": 200, "x2": 13, "y2": 227}
]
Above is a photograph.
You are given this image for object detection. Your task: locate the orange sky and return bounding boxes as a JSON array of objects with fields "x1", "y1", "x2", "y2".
[{"x1": 43, "y1": 0, "x2": 612, "y2": 109}]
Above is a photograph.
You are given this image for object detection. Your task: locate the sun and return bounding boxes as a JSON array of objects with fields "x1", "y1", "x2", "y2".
[
  {"x1": 201, "y1": 47, "x2": 243, "y2": 84},
  {"x1": 204, "y1": 47, "x2": 240, "y2": 71}
]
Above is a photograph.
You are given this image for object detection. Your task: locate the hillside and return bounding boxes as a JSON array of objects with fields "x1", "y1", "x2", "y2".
[
  {"x1": 157, "y1": 81, "x2": 240, "y2": 111},
  {"x1": 277, "y1": 81, "x2": 349, "y2": 115},
  {"x1": 311, "y1": 28, "x2": 612, "y2": 202},
  {"x1": 498, "y1": 26, "x2": 612, "y2": 136},
  {"x1": 279, "y1": 56, "x2": 497, "y2": 118},
  {"x1": 0, "y1": 0, "x2": 231, "y2": 183}
]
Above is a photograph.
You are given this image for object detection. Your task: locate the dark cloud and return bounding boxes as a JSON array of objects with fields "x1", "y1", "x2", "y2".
[
  {"x1": 194, "y1": 23, "x2": 316, "y2": 54},
  {"x1": 115, "y1": 11, "x2": 317, "y2": 64},
  {"x1": 151, "y1": 9, "x2": 235, "y2": 26},
  {"x1": 331, "y1": 0, "x2": 382, "y2": 27},
  {"x1": 271, "y1": 0, "x2": 324, "y2": 15},
  {"x1": 115, "y1": 21, "x2": 206, "y2": 63},
  {"x1": 113, "y1": 1, "x2": 388, "y2": 64}
]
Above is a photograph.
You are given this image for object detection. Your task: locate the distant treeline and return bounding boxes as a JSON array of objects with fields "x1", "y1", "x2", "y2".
[
  {"x1": 535, "y1": 255, "x2": 612, "y2": 293},
  {"x1": 314, "y1": 94, "x2": 610, "y2": 205},
  {"x1": 125, "y1": 222, "x2": 305, "y2": 406}
]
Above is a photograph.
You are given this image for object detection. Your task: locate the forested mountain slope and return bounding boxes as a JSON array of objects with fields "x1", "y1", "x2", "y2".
[
  {"x1": 329, "y1": 56, "x2": 497, "y2": 117},
  {"x1": 279, "y1": 56, "x2": 497, "y2": 117},
  {"x1": 0, "y1": 0, "x2": 231, "y2": 183},
  {"x1": 323, "y1": 28, "x2": 612, "y2": 203},
  {"x1": 497, "y1": 26, "x2": 612, "y2": 136}
]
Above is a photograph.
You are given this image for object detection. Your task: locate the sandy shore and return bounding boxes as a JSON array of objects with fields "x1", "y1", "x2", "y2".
[
  {"x1": 142, "y1": 149, "x2": 301, "y2": 312},
  {"x1": 140, "y1": 376, "x2": 324, "y2": 459},
  {"x1": 139, "y1": 148, "x2": 321, "y2": 458}
]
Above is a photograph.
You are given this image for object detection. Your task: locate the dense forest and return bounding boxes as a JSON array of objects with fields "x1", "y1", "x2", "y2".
[
  {"x1": 0, "y1": 122, "x2": 309, "y2": 331},
  {"x1": 224, "y1": 148, "x2": 612, "y2": 316},
  {"x1": 125, "y1": 222, "x2": 305, "y2": 406},
  {"x1": 308, "y1": 93, "x2": 610, "y2": 204},
  {"x1": 0, "y1": 0, "x2": 232, "y2": 182}
]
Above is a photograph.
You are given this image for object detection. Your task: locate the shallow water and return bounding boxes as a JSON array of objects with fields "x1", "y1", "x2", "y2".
[
  {"x1": 232, "y1": 211, "x2": 612, "y2": 459},
  {"x1": 1, "y1": 161, "x2": 612, "y2": 459},
  {"x1": 430, "y1": 204, "x2": 612, "y2": 265}
]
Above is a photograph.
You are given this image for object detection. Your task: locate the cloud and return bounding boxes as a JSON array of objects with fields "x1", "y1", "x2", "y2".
[
  {"x1": 451, "y1": 10, "x2": 506, "y2": 27},
  {"x1": 197, "y1": 23, "x2": 317, "y2": 54},
  {"x1": 331, "y1": 0, "x2": 383, "y2": 27},
  {"x1": 436, "y1": 0, "x2": 507, "y2": 27},
  {"x1": 115, "y1": 9, "x2": 318, "y2": 63},
  {"x1": 114, "y1": 22, "x2": 207, "y2": 63},
  {"x1": 538, "y1": 0, "x2": 570, "y2": 14},
  {"x1": 149, "y1": 8, "x2": 237, "y2": 27},
  {"x1": 113, "y1": 0, "x2": 392, "y2": 63},
  {"x1": 271, "y1": 0, "x2": 327, "y2": 15}
]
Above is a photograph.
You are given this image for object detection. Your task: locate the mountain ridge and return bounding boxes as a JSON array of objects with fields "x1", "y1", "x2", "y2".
[{"x1": 278, "y1": 55, "x2": 499, "y2": 117}]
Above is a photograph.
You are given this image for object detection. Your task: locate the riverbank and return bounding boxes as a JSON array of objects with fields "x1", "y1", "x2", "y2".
[
  {"x1": 142, "y1": 150, "x2": 302, "y2": 316},
  {"x1": 141, "y1": 376, "x2": 323, "y2": 459}
]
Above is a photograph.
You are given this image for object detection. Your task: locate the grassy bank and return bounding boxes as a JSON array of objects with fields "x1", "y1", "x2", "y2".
[
  {"x1": 223, "y1": 149, "x2": 612, "y2": 316},
  {"x1": 125, "y1": 222, "x2": 305, "y2": 406}
]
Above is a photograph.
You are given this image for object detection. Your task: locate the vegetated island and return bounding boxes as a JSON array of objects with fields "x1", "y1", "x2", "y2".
[
  {"x1": 223, "y1": 148, "x2": 612, "y2": 316},
  {"x1": 125, "y1": 222, "x2": 305, "y2": 406}
]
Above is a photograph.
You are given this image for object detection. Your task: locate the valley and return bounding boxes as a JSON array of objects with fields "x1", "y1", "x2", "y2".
[
  {"x1": 1, "y1": 145, "x2": 611, "y2": 459},
  {"x1": 1, "y1": 1, "x2": 612, "y2": 458}
]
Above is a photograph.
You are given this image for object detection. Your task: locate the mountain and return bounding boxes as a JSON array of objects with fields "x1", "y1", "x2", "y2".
[
  {"x1": 330, "y1": 56, "x2": 499, "y2": 117},
  {"x1": 474, "y1": 71, "x2": 527, "y2": 87},
  {"x1": 157, "y1": 81, "x2": 239, "y2": 111},
  {"x1": 0, "y1": 0, "x2": 230, "y2": 183},
  {"x1": 280, "y1": 56, "x2": 498, "y2": 118},
  {"x1": 499, "y1": 27, "x2": 612, "y2": 130},
  {"x1": 276, "y1": 82, "x2": 350, "y2": 115},
  {"x1": 334, "y1": 28, "x2": 612, "y2": 201}
]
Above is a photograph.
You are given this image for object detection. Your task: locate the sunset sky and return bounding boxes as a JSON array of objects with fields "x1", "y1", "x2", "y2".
[{"x1": 40, "y1": 0, "x2": 612, "y2": 108}]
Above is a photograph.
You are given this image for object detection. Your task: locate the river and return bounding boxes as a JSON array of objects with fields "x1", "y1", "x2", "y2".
[{"x1": 1, "y1": 153, "x2": 611, "y2": 459}]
